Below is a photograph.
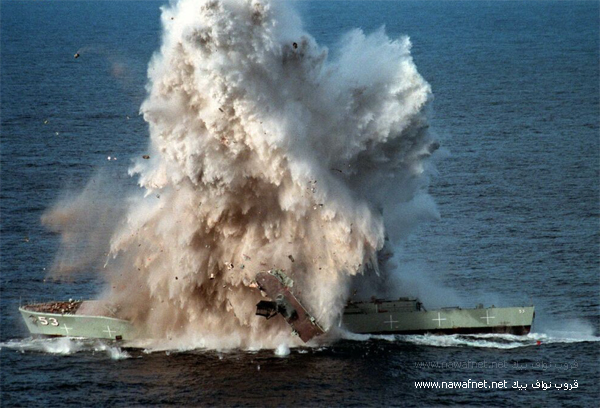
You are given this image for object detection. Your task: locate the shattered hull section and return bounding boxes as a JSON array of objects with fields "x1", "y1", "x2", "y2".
[{"x1": 255, "y1": 271, "x2": 325, "y2": 343}]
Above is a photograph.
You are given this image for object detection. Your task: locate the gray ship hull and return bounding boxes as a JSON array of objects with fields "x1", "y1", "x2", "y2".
[
  {"x1": 343, "y1": 299, "x2": 534, "y2": 336},
  {"x1": 19, "y1": 301, "x2": 136, "y2": 340},
  {"x1": 19, "y1": 297, "x2": 535, "y2": 341}
]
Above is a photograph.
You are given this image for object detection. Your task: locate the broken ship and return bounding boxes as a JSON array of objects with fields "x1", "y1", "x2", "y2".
[
  {"x1": 254, "y1": 270, "x2": 534, "y2": 340},
  {"x1": 19, "y1": 270, "x2": 534, "y2": 342}
]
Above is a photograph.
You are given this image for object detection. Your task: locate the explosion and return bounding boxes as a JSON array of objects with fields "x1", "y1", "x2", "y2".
[{"x1": 44, "y1": 0, "x2": 438, "y2": 349}]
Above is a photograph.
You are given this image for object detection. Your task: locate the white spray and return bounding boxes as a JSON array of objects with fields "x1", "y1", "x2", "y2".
[{"x1": 44, "y1": 0, "x2": 438, "y2": 349}]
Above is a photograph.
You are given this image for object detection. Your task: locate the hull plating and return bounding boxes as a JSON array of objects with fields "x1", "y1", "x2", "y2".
[{"x1": 342, "y1": 305, "x2": 535, "y2": 336}]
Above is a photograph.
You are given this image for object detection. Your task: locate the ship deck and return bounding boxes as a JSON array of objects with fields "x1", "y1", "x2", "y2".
[
  {"x1": 21, "y1": 301, "x2": 82, "y2": 315},
  {"x1": 21, "y1": 300, "x2": 121, "y2": 318}
]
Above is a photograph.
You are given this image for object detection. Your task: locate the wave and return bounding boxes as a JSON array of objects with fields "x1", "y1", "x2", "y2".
[
  {"x1": 0, "y1": 337, "x2": 131, "y2": 360},
  {"x1": 340, "y1": 329, "x2": 600, "y2": 349}
]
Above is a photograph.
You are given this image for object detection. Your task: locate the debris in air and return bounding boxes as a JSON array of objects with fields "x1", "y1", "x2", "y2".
[
  {"x1": 288, "y1": 254, "x2": 295, "y2": 263},
  {"x1": 256, "y1": 300, "x2": 279, "y2": 320},
  {"x1": 293, "y1": 42, "x2": 298, "y2": 49},
  {"x1": 74, "y1": 53, "x2": 80, "y2": 59},
  {"x1": 142, "y1": 155, "x2": 150, "y2": 159}
]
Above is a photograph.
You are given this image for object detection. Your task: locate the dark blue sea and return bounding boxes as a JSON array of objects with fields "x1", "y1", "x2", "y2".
[{"x1": 1, "y1": 1, "x2": 598, "y2": 406}]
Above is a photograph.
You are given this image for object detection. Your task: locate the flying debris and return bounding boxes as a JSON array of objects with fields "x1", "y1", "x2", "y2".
[
  {"x1": 74, "y1": 53, "x2": 80, "y2": 59},
  {"x1": 142, "y1": 155, "x2": 150, "y2": 159},
  {"x1": 418, "y1": 141, "x2": 442, "y2": 160},
  {"x1": 255, "y1": 300, "x2": 279, "y2": 320}
]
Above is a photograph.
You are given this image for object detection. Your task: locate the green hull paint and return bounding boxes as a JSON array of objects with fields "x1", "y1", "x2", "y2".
[
  {"x1": 20, "y1": 298, "x2": 535, "y2": 341},
  {"x1": 19, "y1": 305, "x2": 136, "y2": 340},
  {"x1": 343, "y1": 299, "x2": 534, "y2": 335}
]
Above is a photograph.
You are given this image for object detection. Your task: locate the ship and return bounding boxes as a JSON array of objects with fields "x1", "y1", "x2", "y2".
[
  {"x1": 19, "y1": 271, "x2": 534, "y2": 342},
  {"x1": 19, "y1": 300, "x2": 135, "y2": 341},
  {"x1": 254, "y1": 270, "x2": 325, "y2": 342},
  {"x1": 254, "y1": 270, "x2": 534, "y2": 340},
  {"x1": 342, "y1": 297, "x2": 534, "y2": 336}
]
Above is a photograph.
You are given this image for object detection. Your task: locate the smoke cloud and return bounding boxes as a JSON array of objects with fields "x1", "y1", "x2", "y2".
[{"x1": 44, "y1": 0, "x2": 439, "y2": 349}]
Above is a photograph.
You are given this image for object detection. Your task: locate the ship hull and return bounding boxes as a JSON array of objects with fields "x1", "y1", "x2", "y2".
[
  {"x1": 19, "y1": 299, "x2": 534, "y2": 341},
  {"x1": 19, "y1": 305, "x2": 135, "y2": 340},
  {"x1": 343, "y1": 305, "x2": 534, "y2": 336},
  {"x1": 358, "y1": 325, "x2": 531, "y2": 336}
]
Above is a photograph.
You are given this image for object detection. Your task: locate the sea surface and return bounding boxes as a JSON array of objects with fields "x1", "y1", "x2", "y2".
[{"x1": 1, "y1": 1, "x2": 599, "y2": 407}]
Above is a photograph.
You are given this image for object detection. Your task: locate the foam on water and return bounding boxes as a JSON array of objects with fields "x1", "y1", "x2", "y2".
[
  {"x1": 339, "y1": 329, "x2": 600, "y2": 349},
  {"x1": 403, "y1": 332, "x2": 600, "y2": 349},
  {"x1": 0, "y1": 337, "x2": 132, "y2": 359},
  {"x1": 275, "y1": 343, "x2": 290, "y2": 356},
  {"x1": 93, "y1": 341, "x2": 133, "y2": 360}
]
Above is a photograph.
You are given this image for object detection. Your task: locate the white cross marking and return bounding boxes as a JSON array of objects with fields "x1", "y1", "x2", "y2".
[
  {"x1": 103, "y1": 326, "x2": 115, "y2": 338},
  {"x1": 480, "y1": 310, "x2": 496, "y2": 325},
  {"x1": 383, "y1": 314, "x2": 398, "y2": 329},
  {"x1": 432, "y1": 312, "x2": 446, "y2": 327},
  {"x1": 61, "y1": 324, "x2": 73, "y2": 336}
]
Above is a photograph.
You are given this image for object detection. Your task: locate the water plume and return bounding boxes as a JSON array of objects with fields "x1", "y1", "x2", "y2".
[{"x1": 45, "y1": 0, "x2": 439, "y2": 349}]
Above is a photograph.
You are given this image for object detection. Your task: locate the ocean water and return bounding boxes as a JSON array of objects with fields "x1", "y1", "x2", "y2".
[{"x1": 1, "y1": 1, "x2": 599, "y2": 407}]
